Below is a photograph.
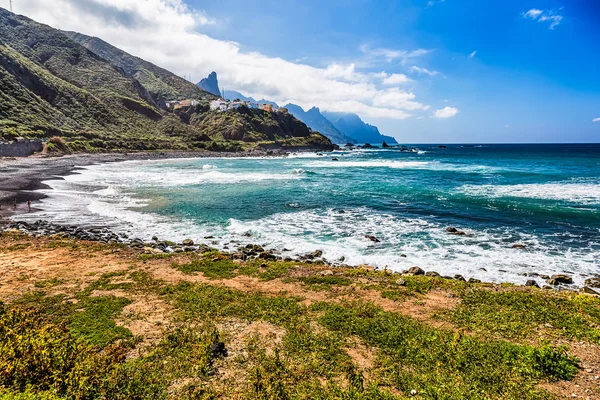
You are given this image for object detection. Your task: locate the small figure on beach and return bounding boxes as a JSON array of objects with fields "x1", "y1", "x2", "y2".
[
  {"x1": 13, "y1": 198, "x2": 17, "y2": 210},
  {"x1": 27, "y1": 200, "x2": 31, "y2": 212}
]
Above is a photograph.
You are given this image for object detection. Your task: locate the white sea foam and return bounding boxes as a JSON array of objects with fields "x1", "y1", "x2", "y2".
[
  {"x1": 61, "y1": 163, "x2": 302, "y2": 188},
  {"x1": 306, "y1": 160, "x2": 432, "y2": 169},
  {"x1": 225, "y1": 208, "x2": 599, "y2": 286},
  {"x1": 305, "y1": 159, "x2": 504, "y2": 174},
  {"x1": 460, "y1": 183, "x2": 600, "y2": 205}
]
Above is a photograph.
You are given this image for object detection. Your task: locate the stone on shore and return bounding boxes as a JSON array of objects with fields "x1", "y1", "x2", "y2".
[
  {"x1": 406, "y1": 266, "x2": 425, "y2": 276},
  {"x1": 550, "y1": 274, "x2": 573, "y2": 285},
  {"x1": 525, "y1": 280, "x2": 539, "y2": 288},
  {"x1": 182, "y1": 239, "x2": 194, "y2": 246},
  {"x1": 580, "y1": 287, "x2": 599, "y2": 296},
  {"x1": 584, "y1": 277, "x2": 600, "y2": 288}
]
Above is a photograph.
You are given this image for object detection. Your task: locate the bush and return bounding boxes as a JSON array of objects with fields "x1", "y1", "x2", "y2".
[{"x1": 0, "y1": 303, "x2": 165, "y2": 399}]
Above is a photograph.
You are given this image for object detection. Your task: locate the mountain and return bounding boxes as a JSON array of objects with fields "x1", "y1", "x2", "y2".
[
  {"x1": 64, "y1": 31, "x2": 210, "y2": 102},
  {"x1": 0, "y1": 8, "x2": 332, "y2": 152},
  {"x1": 223, "y1": 90, "x2": 279, "y2": 107},
  {"x1": 284, "y1": 104, "x2": 355, "y2": 144},
  {"x1": 224, "y1": 90, "x2": 256, "y2": 103},
  {"x1": 322, "y1": 112, "x2": 398, "y2": 145},
  {"x1": 197, "y1": 71, "x2": 221, "y2": 97}
]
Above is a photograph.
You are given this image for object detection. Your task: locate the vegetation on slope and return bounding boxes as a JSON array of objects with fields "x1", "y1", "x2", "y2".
[
  {"x1": 64, "y1": 31, "x2": 207, "y2": 102},
  {"x1": 1, "y1": 232, "x2": 598, "y2": 399},
  {"x1": 0, "y1": 9, "x2": 333, "y2": 153}
]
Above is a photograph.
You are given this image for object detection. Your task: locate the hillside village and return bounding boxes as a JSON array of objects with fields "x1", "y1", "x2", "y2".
[{"x1": 165, "y1": 98, "x2": 289, "y2": 114}]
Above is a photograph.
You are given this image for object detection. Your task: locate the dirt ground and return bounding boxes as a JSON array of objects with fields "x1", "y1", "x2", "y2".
[{"x1": 0, "y1": 234, "x2": 598, "y2": 399}]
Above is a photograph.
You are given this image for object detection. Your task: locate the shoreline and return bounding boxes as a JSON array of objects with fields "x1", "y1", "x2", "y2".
[
  {"x1": 2, "y1": 218, "x2": 599, "y2": 293},
  {"x1": 0, "y1": 149, "x2": 296, "y2": 218},
  {"x1": 2, "y1": 151, "x2": 598, "y2": 292}
]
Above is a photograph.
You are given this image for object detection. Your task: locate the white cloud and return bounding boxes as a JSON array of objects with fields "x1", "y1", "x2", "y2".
[
  {"x1": 593, "y1": 118, "x2": 600, "y2": 122},
  {"x1": 382, "y1": 73, "x2": 412, "y2": 85},
  {"x1": 522, "y1": 8, "x2": 563, "y2": 29},
  {"x1": 360, "y1": 44, "x2": 432, "y2": 62},
  {"x1": 15, "y1": 0, "x2": 429, "y2": 120},
  {"x1": 524, "y1": 9, "x2": 543, "y2": 19},
  {"x1": 434, "y1": 106, "x2": 459, "y2": 119},
  {"x1": 409, "y1": 65, "x2": 439, "y2": 76},
  {"x1": 469, "y1": 51, "x2": 477, "y2": 58}
]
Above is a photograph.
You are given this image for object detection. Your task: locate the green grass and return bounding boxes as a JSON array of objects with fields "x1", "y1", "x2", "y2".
[
  {"x1": 165, "y1": 282, "x2": 304, "y2": 326},
  {"x1": 14, "y1": 273, "x2": 135, "y2": 348},
  {"x1": 314, "y1": 301, "x2": 579, "y2": 399},
  {"x1": 174, "y1": 256, "x2": 239, "y2": 279},
  {"x1": 297, "y1": 275, "x2": 353, "y2": 290},
  {"x1": 448, "y1": 289, "x2": 600, "y2": 344}
]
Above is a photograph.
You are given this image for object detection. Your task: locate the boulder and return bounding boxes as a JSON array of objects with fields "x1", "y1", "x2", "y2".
[
  {"x1": 210, "y1": 342, "x2": 228, "y2": 357},
  {"x1": 425, "y1": 271, "x2": 440, "y2": 277},
  {"x1": 396, "y1": 278, "x2": 406, "y2": 286},
  {"x1": 258, "y1": 252, "x2": 277, "y2": 260},
  {"x1": 512, "y1": 244, "x2": 526, "y2": 249},
  {"x1": 306, "y1": 250, "x2": 323, "y2": 259},
  {"x1": 584, "y1": 277, "x2": 600, "y2": 288},
  {"x1": 454, "y1": 274, "x2": 466, "y2": 282},
  {"x1": 581, "y1": 287, "x2": 599, "y2": 296},
  {"x1": 320, "y1": 270, "x2": 334, "y2": 276},
  {"x1": 446, "y1": 227, "x2": 466, "y2": 236},
  {"x1": 406, "y1": 266, "x2": 425, "y2": 276},
  {"x1": 550, "y1": 274, "x2": 573, "y2": 285},
  {"x1": 182, "y1": 239, "x2": 194, "y2": 246},
  {"x1": 362, "y1": 143, "x2": 374, "y2": 149},
  {"x1": 468, "y1": 278, "x2": 482, "y2": 284},
  {"x1": 365, "y1": 235, "x2": 380, "y2": 243},
  {"x1": 382, "y1": 141, "x2": 390, "y2": 148},
  {"x1": 525, "y1": 280, "x2": 540, "y2": 288}
]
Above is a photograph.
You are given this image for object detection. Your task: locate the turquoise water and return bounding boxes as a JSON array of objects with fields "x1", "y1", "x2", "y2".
[{"x1": 29, "y1": 144, "x2": 600, "y2": 285}]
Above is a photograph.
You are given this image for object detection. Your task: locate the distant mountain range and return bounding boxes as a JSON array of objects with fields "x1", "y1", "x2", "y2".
[
  {"x1": 322, "y1": 112, "x2": 398, "y2": 145},
  {"x1": 197, "y1": 71, "x2": 221, "y2": 97},
  {"x1": 223, "y1": 90, "x2": 278, "y2": 107},
  {"x1": 223, "y1": 90, "x2": 396, "y2": 145},
  {"x1": 282, "y1": 105, "x2": 355, "y2": 144}
]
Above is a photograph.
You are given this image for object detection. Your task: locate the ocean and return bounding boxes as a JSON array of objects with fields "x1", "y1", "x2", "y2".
[{"x1": 23, "y1": 144, "x2": 600, "y2": 286}]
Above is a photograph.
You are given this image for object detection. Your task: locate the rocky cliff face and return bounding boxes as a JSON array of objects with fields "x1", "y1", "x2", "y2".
[{"x1": 197, "y1": 72, "x2": 221, "y2": 97}]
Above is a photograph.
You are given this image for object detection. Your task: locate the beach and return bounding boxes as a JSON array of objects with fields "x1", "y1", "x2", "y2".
[{"x1": 2, "y1": 144, "x2": 599, "y2": 289}]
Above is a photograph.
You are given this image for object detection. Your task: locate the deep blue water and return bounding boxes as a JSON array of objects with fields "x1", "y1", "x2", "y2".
[{"x1": 27, "y1": 144, "x2": 600, "y2": 285}]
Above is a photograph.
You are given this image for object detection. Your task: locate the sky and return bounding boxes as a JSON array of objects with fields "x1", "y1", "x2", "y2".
[{"x1": 6, "y1": 0, "x2": 600, "y2": 143}]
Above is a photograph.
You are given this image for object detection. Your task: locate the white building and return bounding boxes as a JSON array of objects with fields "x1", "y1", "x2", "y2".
[{"x1": 210, "y1": 99, "x2": 228, "y2": 112}]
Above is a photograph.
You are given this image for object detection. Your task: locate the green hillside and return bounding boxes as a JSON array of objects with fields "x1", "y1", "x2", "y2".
[
  {"x1": 0, "y1": 8, "x2": 332, "y2": 153},
  {"x1": 64, "y1": 31, "x2": 207, "y2": 102}
]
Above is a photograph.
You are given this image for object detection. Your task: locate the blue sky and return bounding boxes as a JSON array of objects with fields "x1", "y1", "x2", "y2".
[
  {"x1": 14, "y1": 0, "x2": 600, "y2": 142},
  {"x1": 194, "y1": 0, "x2": 600, "y2": 143}
]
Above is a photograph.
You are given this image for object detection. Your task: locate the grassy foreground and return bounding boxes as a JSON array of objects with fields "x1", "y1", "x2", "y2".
[{"x1": 0, "y1": 232, "x2": 598, "y2": 399}]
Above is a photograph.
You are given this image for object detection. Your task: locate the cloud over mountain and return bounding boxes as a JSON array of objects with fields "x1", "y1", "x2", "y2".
[{"x1": 14, "y1": 0, "x2": 429, "y2": 120}]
